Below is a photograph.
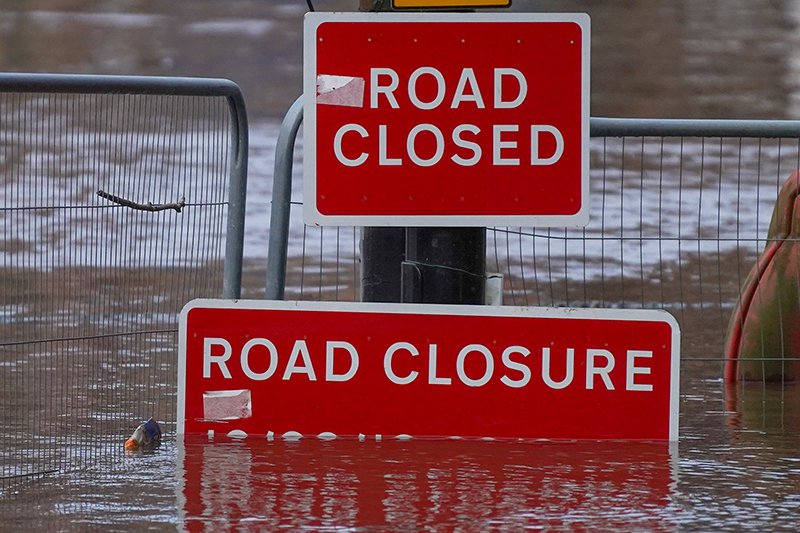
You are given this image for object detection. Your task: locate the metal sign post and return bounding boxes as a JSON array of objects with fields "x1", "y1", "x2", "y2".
[
  {"x1": 353, "y1": 1, "x2": 517, "y2": 304},
  {"x1": 359, "y1": 0, "x2": 406, "y2": 304},
  {"x1": 359, "y1": 0, "x2": 487, "y2": 305}
]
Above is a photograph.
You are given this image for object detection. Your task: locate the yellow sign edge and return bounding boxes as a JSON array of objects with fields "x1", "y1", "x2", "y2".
[{"x1": 393, "y1": 0, "x2": 511, "y2": 8}]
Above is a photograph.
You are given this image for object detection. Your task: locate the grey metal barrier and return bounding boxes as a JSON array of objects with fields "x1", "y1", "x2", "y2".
[
  {"x1": 0, "y1": 73, "x2": 248, "y2": 491},
  {"x1": 266, "y1": 104, "x2": 800, "y2": 381},
  {"x1": 498, "y1": 118, "x2": 800, "y2": 381},
  {"x1": 266, "y1": 95, "x2": 303, "y2": 301}
]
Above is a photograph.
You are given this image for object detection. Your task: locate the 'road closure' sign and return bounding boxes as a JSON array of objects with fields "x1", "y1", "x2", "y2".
[
  {"x1": 303, "y1": 13, "x2": 590, "y2": 226},
  {"x1": 178, "y1": 301, "x2": 679, "y2": 441}
]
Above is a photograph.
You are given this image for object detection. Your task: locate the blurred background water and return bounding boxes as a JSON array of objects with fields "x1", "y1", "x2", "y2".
[{"x1": 2, "y1": 0, "x2": 800, "y2": 530}]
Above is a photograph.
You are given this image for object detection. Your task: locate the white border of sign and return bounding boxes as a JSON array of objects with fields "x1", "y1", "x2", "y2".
[
  {"x1": 302, "y1": 12, "x2": 591, "y2": 227},
  {"x1": 178, "y1": 299, "x2": 679, "y2": 441}
]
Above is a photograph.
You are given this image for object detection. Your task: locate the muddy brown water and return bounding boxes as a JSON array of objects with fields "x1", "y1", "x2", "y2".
[{"x1": 2, "y1": 0, "x2": 800, "y2": 530}]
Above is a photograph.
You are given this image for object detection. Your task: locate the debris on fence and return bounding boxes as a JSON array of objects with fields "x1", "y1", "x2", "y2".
[{"x1": 97, "y1": 190, "x2": 186, "y2": 213}]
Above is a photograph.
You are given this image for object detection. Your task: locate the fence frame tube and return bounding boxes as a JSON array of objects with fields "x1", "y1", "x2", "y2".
[
  {"x1": 0, "y1": 72, "x2": 249, "y2": 299},
  {"x1": 591, "y1": 117, "x2": 800, "y2": 138},
  {"x1": 266, "y1": 95, "x2": 304, "y2": 300}
]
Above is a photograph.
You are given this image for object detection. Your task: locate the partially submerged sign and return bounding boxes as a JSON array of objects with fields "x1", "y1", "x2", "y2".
[
  {"x1": 303, "y1": 13, "x2": 590, "y2": 226},
  {"x1": 178, "y1": 300, "x2": 679, "y2": 441}
]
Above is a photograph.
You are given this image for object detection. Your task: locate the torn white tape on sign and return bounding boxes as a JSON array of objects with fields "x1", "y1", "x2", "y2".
[
  {"x1": 317, "y1": 74, "x2": 365, "y2": 107},
  {"x1": 203, "y1": 389, "x2": 252, "y2": 421}
]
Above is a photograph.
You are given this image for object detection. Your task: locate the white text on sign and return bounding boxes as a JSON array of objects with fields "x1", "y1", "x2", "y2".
[
  {"x1": 331, "y1": 67, "x2": 564, "y2": 169},
  {"x1": 202, "y1": 337, "x2": 654, "y2": 392}
]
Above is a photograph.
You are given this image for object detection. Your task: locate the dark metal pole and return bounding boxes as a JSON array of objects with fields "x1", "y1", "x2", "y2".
[
  {"x1": 403, "y1": 227, "x2": 485, "y2": 304},
  {"x1": 359, "y1": 0, "x2": 391, "y2": 10},
  {"x1": 360, "y1": 0, "x2": 406, "y2": 303},
  {"x1": 359, "y1": 0, "x2": 487, "y2": 306},
  {"x1": 361, "y1": 227, "x2": 406, "y2": 302}
]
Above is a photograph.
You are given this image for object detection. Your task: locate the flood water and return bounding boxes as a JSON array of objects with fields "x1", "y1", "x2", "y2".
[
  {"x1": 2, "y1": 0, "x2": 800, "y2": 530},
  {"x1": 2, "y1": 380, "x2": 799, "y2": 530}
]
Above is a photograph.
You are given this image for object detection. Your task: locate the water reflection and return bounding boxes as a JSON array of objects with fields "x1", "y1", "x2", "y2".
[
  {"x1": 725, "y1": 382, "x2": 800, "y2": 433},
  {"x1": 5, "y1": 379, "x2": 799, "y2": 529},
  {"x1": 179, "y1": 438, "x2": 677, "y2": 530}
]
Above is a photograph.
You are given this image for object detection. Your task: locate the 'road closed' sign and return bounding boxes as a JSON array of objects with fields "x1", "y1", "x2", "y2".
[
  {"x1": 303, "y1": 13, "x2": 590, "y2": 226},
  {"x1": 178, "y1": 300, "x2": 679, "y2": 441}
]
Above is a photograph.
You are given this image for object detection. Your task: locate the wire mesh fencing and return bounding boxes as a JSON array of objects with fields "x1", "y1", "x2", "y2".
[
  {"x1": 0, "y1": 75, "x2": 246, "y2": 492},
  {"x1": 491, "y1": 133, "x2": 800, "y2": 380},
  {"x1": 273, "y1": 120, "x2": 800, "y2": 381}
]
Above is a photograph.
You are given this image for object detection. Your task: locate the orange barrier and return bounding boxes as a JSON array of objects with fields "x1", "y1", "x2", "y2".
[{"x1": 725, "y1": 171, "x2": 800, "y2": 382}]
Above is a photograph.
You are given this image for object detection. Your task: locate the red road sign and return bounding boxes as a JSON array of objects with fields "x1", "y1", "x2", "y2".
[
  {"x1": 178, "y1": 301, "x2": 679, "y2": 441},
  {"x1": 303, "y1": 13, "x2": 590, "y2": 227}
]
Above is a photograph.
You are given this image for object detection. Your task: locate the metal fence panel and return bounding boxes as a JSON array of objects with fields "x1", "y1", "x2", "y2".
[
  {"x1": 269, "y1": 114, "x2": 800, "y2": 381},
  {"x1": 0, "y1": 74, "x2": 247, "y2": 491},
  {"x1": 491, "y1": 132, "x2": 800, "y2": 379}
]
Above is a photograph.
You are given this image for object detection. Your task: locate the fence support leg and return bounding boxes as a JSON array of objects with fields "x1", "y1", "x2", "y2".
[{"x1": 266, "y1": 95, "x2": 303, "y2": 301}]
